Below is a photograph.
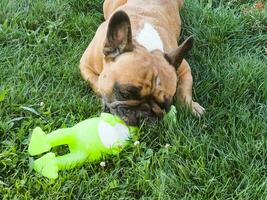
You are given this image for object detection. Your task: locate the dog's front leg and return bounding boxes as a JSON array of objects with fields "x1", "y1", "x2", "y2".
[
  {"x1": 80, "y1": 63, "x2": 100, "y2": 95},
  {"x1": 176, "y1": 59, "x2": 205, "y2": 117},
  {"x1": 80, "y1": 34, "x2": 104, "y2": 96}
]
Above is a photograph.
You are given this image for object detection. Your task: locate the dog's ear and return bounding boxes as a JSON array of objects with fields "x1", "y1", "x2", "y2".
[
  {"x1": 103, "y1": 10, "x2": 134, "y2": 60},
  {"x1": 165, "y1": 36, "x2": 194, "y2": 69}
]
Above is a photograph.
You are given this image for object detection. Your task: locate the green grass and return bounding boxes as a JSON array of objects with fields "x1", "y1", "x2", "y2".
[{"x1": 0, "y1": 0, "x2": 266, "y2": 199}]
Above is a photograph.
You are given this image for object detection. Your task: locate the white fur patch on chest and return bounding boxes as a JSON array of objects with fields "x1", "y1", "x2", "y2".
[{"x1": 136, "y1": 23, "x2": 164, "y2": 52}]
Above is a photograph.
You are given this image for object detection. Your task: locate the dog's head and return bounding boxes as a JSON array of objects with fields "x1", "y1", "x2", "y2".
[{"x1": 98, "y1": 11, "x2": 194, "y2": 125}]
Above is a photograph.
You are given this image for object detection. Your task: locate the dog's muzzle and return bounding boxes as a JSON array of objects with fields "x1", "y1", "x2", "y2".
[{"x1": 104, "y1": 100, "x2": 164, "y2": 125}]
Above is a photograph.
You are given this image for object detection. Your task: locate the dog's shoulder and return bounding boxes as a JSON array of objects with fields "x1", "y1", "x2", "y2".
[{"x1": 80, "y1": 22, "x2": 108, "y2": 74}]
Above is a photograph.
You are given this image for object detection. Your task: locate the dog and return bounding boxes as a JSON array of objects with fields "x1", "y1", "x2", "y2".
[{"x1": 80, "y1": 0, "x2": 205, "y2": 125}]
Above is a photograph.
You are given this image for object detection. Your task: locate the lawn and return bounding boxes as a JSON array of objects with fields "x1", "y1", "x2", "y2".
[{"x1": 0, "y1": 0, "x2": 266, "y2": 199}]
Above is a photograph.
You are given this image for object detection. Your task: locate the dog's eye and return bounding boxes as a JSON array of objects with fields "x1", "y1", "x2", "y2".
[
  {"x1": 114, "y1": 82, "x2": 142, "y2": 100},
  {"x1": 120, "y1": 92, "x2": 130, "y2": 99},
  {"x1": 119, "y1": 90, "x2": 139, "y2": 100}
]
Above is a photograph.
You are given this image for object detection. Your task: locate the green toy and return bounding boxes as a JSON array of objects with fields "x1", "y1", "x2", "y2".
[
  {"x1": 28, "y1": 113, "x2": 138, "y2": 179},
  {"x1": 28, "y1": 106, "x2": 177, "y2": 179}
]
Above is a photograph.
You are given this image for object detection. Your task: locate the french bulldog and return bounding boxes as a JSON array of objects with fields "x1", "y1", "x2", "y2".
[{"x1": 80, "y1": 0, "x2": 205, "y2": 125}]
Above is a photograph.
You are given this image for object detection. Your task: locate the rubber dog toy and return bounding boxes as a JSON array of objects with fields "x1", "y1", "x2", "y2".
[{"x1": 28, "y1": 113, "x2": 138, "y2": 179}]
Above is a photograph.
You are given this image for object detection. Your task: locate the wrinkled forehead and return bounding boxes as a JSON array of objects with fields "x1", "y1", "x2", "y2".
[
  {"x1": 103, "y1": 55, "x2": 154, "y2": 88},
  {"x1": 108, "y1": 50, "x2": 153, "y2": 71}
]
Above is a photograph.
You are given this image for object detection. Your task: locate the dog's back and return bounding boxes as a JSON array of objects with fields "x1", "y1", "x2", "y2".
[{"x1": 103, "y1": 0, "x2": 183, "y2": 51}]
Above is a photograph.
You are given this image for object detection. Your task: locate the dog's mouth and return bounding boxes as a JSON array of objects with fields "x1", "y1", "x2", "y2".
[{"x1": 103, "y1": 99, "x2": 168, "y2": 126}]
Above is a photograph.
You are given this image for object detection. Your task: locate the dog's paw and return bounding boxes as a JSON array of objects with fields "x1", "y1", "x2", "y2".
[{"x1": 192, "y1": 101, "x2": 205, "y2": 117}]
